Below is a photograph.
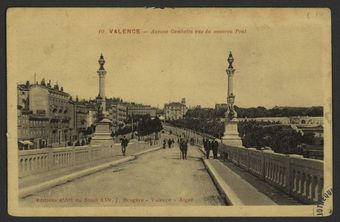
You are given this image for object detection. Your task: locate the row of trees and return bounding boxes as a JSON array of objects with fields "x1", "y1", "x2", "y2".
[
  {"x1": 236, "y1": 106, "x2": 323, "y2": 118},
  {"x1": 167, "y1": 118, "x2": 319, "y2": 155},
  {"x1": 185, "y1": 106, "x2": 323, "y2": 119},
  {"x1": 239, "y1": 120, "x2": 322, "y2": 154},
  {"x1": 167, "y1": 118, "x2": 224, "y2": 138},
  {"x1": 82, "y1": 115, "x2": 163, "y2": 138},
  {"x1": 238, "y1": 120, "x2": 302, "y2": 154},
  {"x1": 136, "y1": 115, "x2": 163, "y2": 137},
  {"x1": 112, "y1": 115, "x2": 163, "y2": 138}
]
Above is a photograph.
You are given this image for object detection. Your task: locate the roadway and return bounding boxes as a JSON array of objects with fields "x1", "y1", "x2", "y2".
[{"x1": 20, "y1": 142, "x2": 224, "y2": 207}]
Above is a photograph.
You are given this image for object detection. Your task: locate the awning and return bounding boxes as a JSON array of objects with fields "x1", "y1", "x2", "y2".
[
  {"x1": 26, "y1": 141, "x2": 34, "y2": 145},
  {"x1": 19, "y1": 140, "x2": 33, "y2": 145}
]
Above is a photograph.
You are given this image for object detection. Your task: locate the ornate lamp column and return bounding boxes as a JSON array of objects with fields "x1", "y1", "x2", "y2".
[
  {"x1": 221, "y1": 51, "x2": 243, "y2": 147},
  {"x1": 91, "y1": 53, "x2": 113, "y2": 145},
  {"x1": 98, "y1": 53, "x2": 107, "y2": 112}
]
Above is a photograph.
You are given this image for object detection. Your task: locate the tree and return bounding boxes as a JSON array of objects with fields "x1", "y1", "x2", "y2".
[{"x1": 302, "y1": 133, "x2": 316, "y2": 145}]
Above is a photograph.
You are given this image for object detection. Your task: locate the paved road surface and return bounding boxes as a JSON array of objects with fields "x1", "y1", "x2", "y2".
[{"x1": 20, "y1": 143, "x2": 224, "y2": 207}]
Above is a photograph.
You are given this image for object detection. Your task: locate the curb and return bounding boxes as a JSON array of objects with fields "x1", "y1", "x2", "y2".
[
  {"x1": 19, "y1": 146, "x2": 161, "y2": 199},
  {"x1": 134, "y1": 146, "x2": 161, "y2": 156},
  {"x1": 203, "y1": 159, "x2": 243, "y2": 206}
]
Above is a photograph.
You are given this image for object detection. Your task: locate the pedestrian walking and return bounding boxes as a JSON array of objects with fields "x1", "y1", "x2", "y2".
[
  {"x1": 171, "y1": 139, "x2": 175, "y2": 148},
  {"x1": 203, "y1": 138, "x2": 207, "y2": 151},
  {"x1": 168, "y1": 138, "x2": 172, "y2": 148},
  {"x1": 120, "y1": 136, "x2": 129, "y2": 156},
  {"x1": 179, "y1": 138, "x2": 188, "y2": 160},
  {"x1": 204, "y1": 138, "x2": 211, "y2": 159},
  {"x1": 212, "y1": 139, "x2": 219, "y2": 159},
  {"x1": 178, "y1": 137, "x2": 183, "y2": 159},
  {"x1": 183, "y1": 138, "x2": 188, "y2": 160},
  {"x1": 163, "y1": 139, "x2": 167, "y2": 149}
]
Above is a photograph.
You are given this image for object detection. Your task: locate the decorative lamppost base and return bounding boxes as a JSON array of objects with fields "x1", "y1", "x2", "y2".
[
  {"x1": 221, "y1": 118, "x2": 243, "y2": 147},
  {"x1": 91, "y1": 118, "x2": 113, "y2": 146}
]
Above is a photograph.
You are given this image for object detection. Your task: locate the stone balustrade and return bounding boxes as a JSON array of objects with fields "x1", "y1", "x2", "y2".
[
  {"x1": 219, "y1": 144, "x2": 324, "y2": 204},
  {"x1": 163, "y1": 124, "x2": 324, "y2": 204},
  {"x1": 18, "y1": 141, "x2": 153, "y2": 177}
]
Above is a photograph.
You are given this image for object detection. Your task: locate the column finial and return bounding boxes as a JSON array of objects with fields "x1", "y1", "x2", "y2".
[
  {"x1": 227, "y1": 51, "x2": 234, "y2": 69},
  {"x1": 98, "y1": 53, "x2": 105, "y2": 70}
]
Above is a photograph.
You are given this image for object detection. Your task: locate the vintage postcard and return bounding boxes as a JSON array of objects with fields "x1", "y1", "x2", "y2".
[{"x1": 7, "y1": 8, "x2": 332, "y2": 217}]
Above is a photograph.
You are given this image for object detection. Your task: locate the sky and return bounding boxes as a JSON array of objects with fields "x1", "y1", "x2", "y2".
[{"x1": 7, "y1": 8, "x2": 331, "y2": 108}]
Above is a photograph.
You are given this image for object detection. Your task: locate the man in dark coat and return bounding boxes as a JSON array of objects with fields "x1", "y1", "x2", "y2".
[
  {"x1": 212, "y1": 139, "x2": 219, "y2": 159},
  {"x1": 168, "y1": 138, "x2": 172, "y2": 148},
  {"x1": 203, "y1": 138, "x2": 207, "y2": 151},
  {"x1": 183, "y1": 138, "x2": 188, "y2": 160},
  {"x1": 205, "y1": 139, "x2": 212, "y2": 159},
  {"x1": 120, "y1": 136, "x2": 129, "y2": 156},
  {"x1": 180, "y1": 138, "x2": 188, "y2": 160},
  {"x1": 163, "y1": 139, "x2": 167, "y2": 149}
]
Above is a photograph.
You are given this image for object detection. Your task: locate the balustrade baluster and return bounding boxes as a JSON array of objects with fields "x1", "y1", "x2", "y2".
[
  {"x1": 37, "y1": 156, "x2": 40, "y2": 171},
  {"x1": 317, "y1": 177, "x2": 324, "y2": 202},
  {"x1": 19, "y1": 159, "x2": 23, "y2": 175},
  {"x1": 278, "y1": 166, "x2": 282, "y2": 185},
  {"x1": 270, "y1": 162, "x2": 273, "y2": 181},
  {"x1": 301, "y1": 173, "x2": 306, "y2": 197},
  {"x1": 312, "y1": 176, "x2": 317, "y2": 202},
  {"x1": 283, "y1": 168, "x2": 287, "y2": 187},
  {"x1": 297, "y1": 171, "x2": 302, "y2": 194},
  {"x1": 274, "y1": 164, "x2": 278, "y2": 183},
  {"x1": 292, "y1": 170, "x2": 296, "y2": 193},
  {"x1": 306, "y1": 174, "x2": 312, "y2": 201},
  {"x1": 29, "y1": 158, "x2": 33, "y2": 173}
]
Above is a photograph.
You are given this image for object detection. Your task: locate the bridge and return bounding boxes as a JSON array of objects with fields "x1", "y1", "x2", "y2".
[{"x1": 18, "y1": 125, "x2": 323, "y2": 207}]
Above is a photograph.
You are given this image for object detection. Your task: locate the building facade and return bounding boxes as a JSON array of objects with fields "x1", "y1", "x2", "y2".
[
  {"x1": 17, "y1": 110, "x2": 50, "y2": 149},
  {"x1": 29, "y1": 82, "x2": 73, "y2": 147},
  {"x1": 127, "y1": 104, "x2": 157, "y2": 117},
  {"x1": 110, "y1": 103, "x2": 127, "y2": 126},
  {"x1": 74, "y1": 101, "x2": 91, "y2": 141},
  {"x1": 17, "y1": 83, "x2": 30, "y2": 110},
  {"x1": 164, "y1": 101, "x2": 188, "y2": 120},
  {"x1": 17, "y1": 80, "x2": 95, "y2": 148}
]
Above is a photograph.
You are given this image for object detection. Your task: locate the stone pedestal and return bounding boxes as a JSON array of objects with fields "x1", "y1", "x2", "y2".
[
  {"x1": 222, "y1": 118, "x2": 243, "y2": 147},
  {"x1": 91, "y1": 118, "x2": 112, "y2": 145}
]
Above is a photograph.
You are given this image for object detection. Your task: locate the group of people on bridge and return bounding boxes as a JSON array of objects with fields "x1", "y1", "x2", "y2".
[
  {"x1": 203, "y1": 138, "x2": 219, "y2": 159},
  {"x1": 162, "y1": 136, "x2": 189, "y2": 160},
  {"x1": 162, "y1": 138, "x2": 175, "y2": 149}
]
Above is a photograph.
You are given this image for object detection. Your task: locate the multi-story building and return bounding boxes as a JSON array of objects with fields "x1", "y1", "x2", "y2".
[
  {"x1": 17, "y1": 79, "x2": 97, "y2": 148},
  {"x1": 17, "y1": 82, "x2": 30, "y2": 110},
  {"x1": 164, "y1": 100, "x2": 188, "y2": 120},
  {"x1": 18, "y1": 111, "x2": 49, "y2": 150},
  {"x1": 127, "y1": 103, "x2": 157, "y2": 117},
  {"x1": 87, "y1": 110, "x2": 97, "y2": 127},
  {"x1": 110, "y1": 103, "x2": 127, "y2": 126},
  {"x1": 74, "y1": 101, "x2": 91, "y2": 141},
  {"x1": 27, "y1": 80, "x2": 72, "y2": 147}
]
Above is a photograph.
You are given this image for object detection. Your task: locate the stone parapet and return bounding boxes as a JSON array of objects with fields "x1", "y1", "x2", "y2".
[
  {"x1": 219, "y1": 144, "x2": 324, "y2": 204},
  {"x1": 18, "y1": 141, "x2": 155, "y2": 177}
]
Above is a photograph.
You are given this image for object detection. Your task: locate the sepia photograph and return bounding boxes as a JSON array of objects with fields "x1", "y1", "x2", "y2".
[{"x1": 7, "y1": 8, "x2": 332, "y2": 217}]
